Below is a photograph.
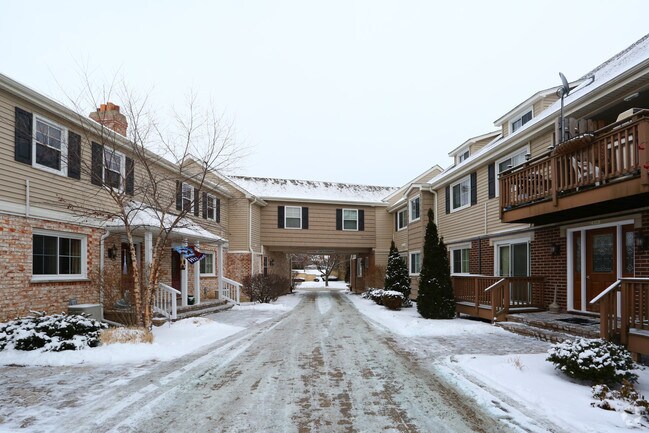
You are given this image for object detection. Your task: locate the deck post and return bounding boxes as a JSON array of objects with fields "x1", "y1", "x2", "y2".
[
  {"x1": 639, "y1": 121, "x2": 649, "y2": 185},
  {"x1": 621, "y1": 282, "x2": 629, "y2": 345},
  {"x1": 194, "y1": 241, "x2": 201, "y2": 305}
]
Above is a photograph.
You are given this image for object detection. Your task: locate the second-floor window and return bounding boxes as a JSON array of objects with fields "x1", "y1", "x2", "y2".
[
  {"x1": 34, "y1": 116, "x2": 67, "y2": 175},
  {"x1": 451, "y1": 177, "x2": 470, "y2": 211},
  {"x1": 103, "y1": 149, "x2": 124, "y2": 190},
  {"x1": 511, "y1": 109, "x2": 532, "y2": 133},
  {"x1": 206, "y1": 194, "x2": 216, "y2": 220},
  {"x1": 409, "y1": 196, "x2": 420, "y2": 222},
  {"x1": 496, "y1": 147, "x2": 529, "y2": 196},
  {"x1": 285, "y1": 206, "x2": 302, "y2": 229},
  {"x1": 343, "y1": 209, "x2": 358, "y2": 230},
  {"x1": 182, "y1": 183, "x2": 193, "y2": 212},
  {"x1": 397, "y1": 208, "x2": 408, "y2": 230}
]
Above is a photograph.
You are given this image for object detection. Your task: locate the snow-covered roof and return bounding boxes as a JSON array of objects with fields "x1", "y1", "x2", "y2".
[
  {"x1": 426, "y1": 33, "x2": 649, "y2": 188},
  {"x1": 229, "y1": 176, "x2": 397, "y2": 204},
  {"x1": 105, "y1": 204, "x2": 226, "y2": 244}
]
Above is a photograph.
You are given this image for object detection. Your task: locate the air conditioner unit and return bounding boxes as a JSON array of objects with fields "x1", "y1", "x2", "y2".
[
  {"x1": 68, "y1": 303, "x2": 104, "y2": 321},
  {"x1": 616, "y1": 107, "x2": 642, "y2": 122}
]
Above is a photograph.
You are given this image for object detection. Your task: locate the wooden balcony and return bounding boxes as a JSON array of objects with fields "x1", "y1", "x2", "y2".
[
  {"x1": 500, "y1": 111, "x2": 649, "y2": 224},
  {"x1": 591, "y1": 278, "x2": 649, "y2": 359},
  {"x1": 453, "y1": 275, "x2": 545, "y2": 322}
]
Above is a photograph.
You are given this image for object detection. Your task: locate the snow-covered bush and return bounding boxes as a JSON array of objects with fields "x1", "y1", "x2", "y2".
[
  {"x1": 382, "y1": 290, "x2": 404, "y2": 310},
  {"x1": 366, "y1": 289, "x2": 385, "y2": 305},
  {"x1": 591, "y1": 381, "x2": 649, "y2": 422},
  {"x1": 547, "y1": 338, "x2": 638, "y2": 385},
  {"x1": 0, "y1": 312, "x2": 107, "y2": 352}
]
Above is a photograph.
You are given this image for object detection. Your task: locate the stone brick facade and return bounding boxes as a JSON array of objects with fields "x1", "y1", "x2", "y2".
[
  {"x1": 0, "y1": 214, "x2": 103, "y2": 322},
  {"x1": 530, "y1": 226, "x2": 567, "y2": 309}
]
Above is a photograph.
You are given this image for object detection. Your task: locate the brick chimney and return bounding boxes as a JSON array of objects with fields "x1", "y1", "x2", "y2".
[{"x1": 89, "y1": 102, "x2": 128, "y2": 136}]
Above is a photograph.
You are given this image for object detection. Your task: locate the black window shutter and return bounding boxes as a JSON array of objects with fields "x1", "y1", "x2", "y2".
[
  {"x1": 91, "y1": 142, "x2": 103, "y2": 186},
  {"x1": 336, "y1": 209, "x2": 342, "y2": 230},
  {"x1": 302, "y1": 207, "x2": 309, "y2": 229},
  {"x1": 193, "y1": 187, "x2": 200, "y2": 216},
  {"x1": 445, "y1": 186, "x2": 450, "y2": 214},
  {"x1": 125, "y1": 157, "x2": 134, "y2": 195},
  {"x1": 395, "y1": 213, "x2": 398, "y2": 231},
  {"x1": 216, "y1": 198, "x2": 221, "y2": 223},
  {"x1": 488, "y1": 163, "x2": 496, "y2": 199},
  {"x1": 67, "y1": 131, "x2": 81, "y2": 179},
  {"x1": 202, "y1": 192, "x2": 208, "y2": 219},
  {"x1": 358, "y1": 209, "x2": 365, "y2": 231},
  {"x1": 175, "y1": 181, "x2": 182, "y2": 211},
  {"x1": 14, "y1": 107, "x2": 32, "y2": 165},
  {"x1": 470, "y1": 172, "x2": 477, "y2": 205},
  {"x1": 277, "y1": 206, "x2": 285, "y2": 228}
]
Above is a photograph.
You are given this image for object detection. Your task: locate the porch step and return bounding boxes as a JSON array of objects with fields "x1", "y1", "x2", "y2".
[
  {"x1": 495, "y1": 321, "x2": 576, "y2": 344},
  {"x1": 506, "y1": 312, "x2": 600, "y2": 339},
  {"x1": 153, "y1": 299, "x2": 234, "y2": 325}
]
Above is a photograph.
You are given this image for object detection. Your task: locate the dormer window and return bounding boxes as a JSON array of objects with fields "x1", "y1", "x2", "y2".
[
  {"x1": 511, "y1": 109, "x2": 533, "y2": 133},
  {"x1": 458, "y1": 150, "x2": 470, "y2": 164}
]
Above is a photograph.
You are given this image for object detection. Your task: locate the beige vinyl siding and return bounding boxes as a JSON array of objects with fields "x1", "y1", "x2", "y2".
[
  {"x1": 393, "y1": 205, "x2": 408, "y2": 252},
  {"x1": 405, "y1": 190, "x2": 424, "y2": 254},
  {"x1": 251, "y1": 203, "x2": 262, "y2": 253},
  {"x1": 529, "y1": 131, "x2": 554, "y2": 156},
  {"x1": 261, "y1": 201, "x2": 377, "y2": 251},
  {"x1": 374, "y1": 206, "x2": 393, "y2": 267},
  {"x1": 533, "y1": 95, "x2": 558, "y2": 118},
  {"x1": 227, "y1": 197, "x2": 250, "y2": 251}
]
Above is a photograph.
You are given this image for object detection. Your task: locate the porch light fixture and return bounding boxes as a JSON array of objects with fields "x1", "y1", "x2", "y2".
[
  {"x1": 269, "y1": 259, "x2": 275, "y2": 266},
  {"x1": 107, "y1": 244, "x2": 118, "y2": 260},
  {"x1": 636, "y1": 232, "x2": 648, "y2": 250},
  {"x1": 551, "y1": 243, "x2": 561, "y2": 256}
]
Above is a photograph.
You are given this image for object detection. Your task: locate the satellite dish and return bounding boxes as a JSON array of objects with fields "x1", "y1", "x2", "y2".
[{"x1": 558, "y1": 72, "x2": 570, "y2": 97}]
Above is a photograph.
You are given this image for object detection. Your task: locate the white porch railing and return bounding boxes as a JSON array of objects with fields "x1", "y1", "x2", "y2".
[
  {"x1": 220, "y1": 277, "x2": 242, "y2": 305},
  {"x1": 155, "y1": 283, "x2": 180, "y2": 320}
]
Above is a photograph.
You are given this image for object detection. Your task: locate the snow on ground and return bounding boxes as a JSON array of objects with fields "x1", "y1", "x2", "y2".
[
  {"x1": 0, "y1": 293, "x2": 301, "y2": 367},
  {"x1": 347, "y1": 292, "x2": 649, "y2": 432},
  {"x1": 296, "y1": 280, "x2": 348, "y2": 290}
]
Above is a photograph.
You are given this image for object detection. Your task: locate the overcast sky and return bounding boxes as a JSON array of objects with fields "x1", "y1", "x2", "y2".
[{"x1": 2, "y1": 1, "x2": 648, "y2": 187}]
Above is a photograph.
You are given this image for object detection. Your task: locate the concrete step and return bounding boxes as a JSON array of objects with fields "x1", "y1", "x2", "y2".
[
  {"x1": 175, "y1": 303, "x2": 233, "y2": 320},
  {"x1": 495, "y1": 321, "x2": 575, "y2": 344},
  {"x1": 177, "y1": 299, "x2": 228, "y2": 314},
  {"x1": 506, "y1": 313, "x2": 599, "y2": 339}
]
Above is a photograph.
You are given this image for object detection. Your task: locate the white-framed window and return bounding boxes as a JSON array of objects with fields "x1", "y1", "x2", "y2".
[
  {"x1": 200, "y1": 252, "x2": 215, "y2": 275},
  {"x1": 409, "y1": 196, "x2": 421, "y2": 222},
  {"x1": 510, "y1": 109, "x2": 533, "y2": 133},
  {"x1": 343, "y1": 209, "x2": 358, "y2": 231},
  {"x1": 285, "y1": 206, "x2": 302, "y2": 229},
  {"x1": 409, "y1": 251, "x2": 421, "y2": 275},
  {"x1": 493, "y1": 237, "x2": 531, "y2": 277},
  {"x1": 450, "y1": 246, "x2": 470, "y2": 274},
  {"x1": 356, "y1": 257, "x2": 363, "y2": 277},
  {"x1": 33, "y1": 115, "x2": 67, "y2": 176},
  {"x1": 32, "y1": 230, "x2": 87, "y2": 281},
  {"x1": 450, "y1": 176, "x2": 471, "y2": 212},
  {"x1": 397, "y1": 208, "x2": 408, "y2": 230},
  {"x1": 206, "y1": 194, "x2": 217, "y2": 221},
  {"x1": 496, "y1": 146, "x2": 530, "y2": 196},
  {"x1": 458, "y1": 150, "x2": 470, "y2": 163},
  {"x1": 181, "y1": 183, "x2": 193, "y2": 212},
  {"x1": 103, "y1": 148, "x2": 125, "y2": 190}
]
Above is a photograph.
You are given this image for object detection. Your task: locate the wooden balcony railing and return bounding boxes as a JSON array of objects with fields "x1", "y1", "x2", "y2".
[
  {"x1": 453, "y1": 275, "x2": 545, "y2": 322},
  {"x1": 591, "y1": 278, "x2": 649, "y2": 357},
  {"x1": 500, "y1": 111, "x2": 649, "y2": 215}
]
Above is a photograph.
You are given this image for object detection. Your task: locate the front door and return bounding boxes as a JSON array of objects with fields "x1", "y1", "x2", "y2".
[
  {"x1": 585, "y1": 227, "x2": 617, "y2": 312},
  {"x1": 171, "y1": 250, "x2": 181, "y2": 290}
]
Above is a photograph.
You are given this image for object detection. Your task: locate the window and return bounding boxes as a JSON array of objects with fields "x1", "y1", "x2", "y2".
[
  {"x1": 496, "y1": 147, "x2": 529, "y2": 196},
  {"x1": 451, "y1": 176, "x2": 470, "y2": 211},
  {"x1": 397, "y1": 208, "x2": 408, "y2": 230},
  {"x1": 33, "y1": 116, "x2": 67, "y2": 175},
  {"x1": 356, "y1": 258, "x2": 363, "y2": 277},
  {"x1": 451, "y1": 248, "x2": 470, "y2": 274},
  {"x1": 285, "y1": 206, "x2": 302, "y2": 229},
  {"x1": 32, "y1": 232, "x2": 86, "y2": 280},
  {"x1": 181, "y1": 183, "x2": 193, "y2": 212},
  {"x1": 409, "y1": 251, "x2": 421, "y2": 275},
  {"x1": 409, "y1": 196, "x2": 421, "y2": 222},
  {"x1": 511, "y1": 109, "x2": 532, "y2": 133},
  {"x1": 206, "y1": 194, "x2": 217, "y2": 220},
  {"x1": 103, "y1": 149, "x2": 124, "y2": 190},
  {"x1": 343, "y1": 209, "x2": 358, "y2": 231},
  {"x1": 458, "y1": 150, "x2": 470, "y2": 163},
  {"x1": 200, "y1": 252, "x2": 215, "y2": 275}
]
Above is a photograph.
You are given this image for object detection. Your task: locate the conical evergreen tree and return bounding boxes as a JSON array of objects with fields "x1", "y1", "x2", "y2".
[
  {"x1": 384, "y1": 241, "x2": 411, "y2": 301},
  {"x1": 417, "y1": 209, "x2": 456, "y2": 319}
]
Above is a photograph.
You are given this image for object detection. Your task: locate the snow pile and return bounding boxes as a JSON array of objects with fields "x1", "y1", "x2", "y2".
[
  {"x1": 232, "y1": 303, "x2": 292, "y2": 312},
  {"x1": 296, "y1": 281, "x2": 348, "y2": 290}
]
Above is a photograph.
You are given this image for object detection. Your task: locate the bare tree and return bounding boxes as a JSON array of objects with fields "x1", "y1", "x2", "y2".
[
  {"x1": 310, "y1": 254, "x2": 347, "y2": 287},
  {"x1": 58, "y1": 80, "x2": 239, "y2": 329}
]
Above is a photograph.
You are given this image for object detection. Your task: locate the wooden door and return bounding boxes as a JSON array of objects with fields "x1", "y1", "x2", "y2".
[
  {"x1": 586, "y1": 227, "x2": 617, "y2": 312},
  {"x1": 171, "y1": 250, "x2": 181, "y2": 290}
]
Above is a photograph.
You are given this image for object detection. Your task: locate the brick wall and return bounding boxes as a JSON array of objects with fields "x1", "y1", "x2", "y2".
[
  {"x1": 468, "y1": 238, "x2": 493, "y2": 275},
  {"x1": 530, "y1": 226, "x2": 566, "y2": 308},
  {"x1": 0, "y1": 214, "x2": 103, "y2": 322}
]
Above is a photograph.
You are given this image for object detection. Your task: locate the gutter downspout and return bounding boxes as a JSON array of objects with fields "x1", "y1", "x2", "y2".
[
  {"x1": 429, "y1": 188, "x2": 438, "y2": 225},
  {"x1": 249, "y1": 197, "x2": 259, "y2": 276},
  {"x1": 99, "y1": 229, "x2": 111, "y2": 305}
]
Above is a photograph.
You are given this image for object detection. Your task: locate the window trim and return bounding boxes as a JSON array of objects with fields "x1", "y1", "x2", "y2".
[
  {"x1": 200, "y1": 252, "x2": 216, "y2": 276},
  {"x1": 458, "y1": 149, "x2": 470, "y2": 164},
  {"x1": 32, "y1": 115, "x2": 68, "y2": 176},
  {"x1": 103, "y1": 148, "x2": 126, "y2": 192},
  {"x1": 31, "y1": 229, "x2": 87, "y2": 282},
  {"x1": 342, "y1": 208, "x2": 359, "y2": 231},
  {"x1": 181, "y1": 182, "x2": 194, "y2": 213},
  {"x1": 409, "y1": 251, "x2": 421, "y2": 276},
  {"x1": 206, "y1": 194, "x2": 217, "y2": 221},
  {"x1": 397, "y1": 208, "x2": 408, "y2": 231},
  {"x1": 495, "y1": 145, "x2": 530, "y2": 196},
  {"x1": 450, "y1": 176, "x2": 471, "y2": 212},
  {"x1": 449, "y1": 244, "x2": 471, "y2": 275},
  {"x1": 409, "y1": 196, "x2": 421, "y2": 223},
  {"x1": 284, "y1": 205, "x2": 302, "y2": 229},
  {"x1": 509, "y1": 107, "x2": 533, "y2": 133},
  {"x1": 493, "y1": 236, "x2": 531, "y2": 277}
]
